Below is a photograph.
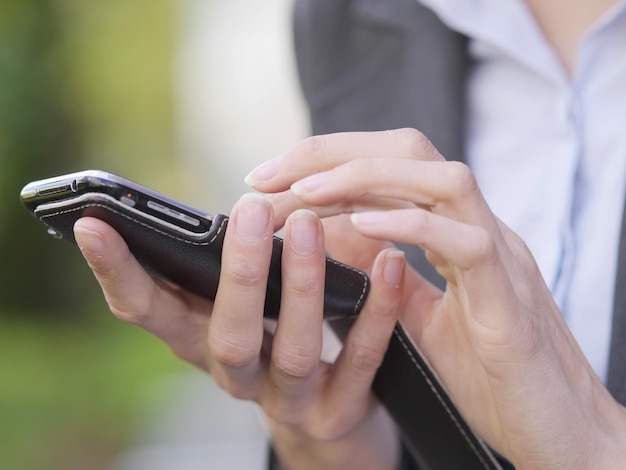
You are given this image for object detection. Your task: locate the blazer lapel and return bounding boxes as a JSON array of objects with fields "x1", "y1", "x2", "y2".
[
  {"x1": 350, "y1": 0, "x2": 421, "y2": 27},
  {"x1": 294, "y1": 0, "x2": 467, "y2": 284},
  {"x1": 350, "y1": 0, "x2": 469, "y2": 164}
]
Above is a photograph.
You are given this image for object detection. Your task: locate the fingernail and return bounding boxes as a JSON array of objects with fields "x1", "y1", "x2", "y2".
[
  {"x1": 383, "y1": 250, "x2": 405, "y2": 287},
  {"x1": 74, "y1": 226, "x2": 104, "y2": 256},
  {"x1": 244, "y1": 158, "x2": 280, "y2": 186},
  {"x1": 350, "y1": 211, "x2": 389, "y2": 227},
  {"x1": 288, "y1": 210, "x2": 320, "y2": 256},
  {"x1": 290, "y1": 172, "x2": 329, "y2": 196},
  {"x1": 235, "y1": 194, "x2": 272, "y2": 242}
]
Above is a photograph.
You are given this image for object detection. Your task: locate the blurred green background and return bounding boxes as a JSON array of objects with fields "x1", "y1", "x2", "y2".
[{"x1": 0, "y1": 1, "x2": 194, "y2": 468}]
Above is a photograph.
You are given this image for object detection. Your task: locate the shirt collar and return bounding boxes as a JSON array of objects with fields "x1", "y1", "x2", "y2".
[{"x1": 417, "y1": 0, "x2": 626, "y2": 86}]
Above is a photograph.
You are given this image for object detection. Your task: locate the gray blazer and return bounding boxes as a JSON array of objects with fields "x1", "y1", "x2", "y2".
[{"x1": 293, "y1": 0, "x2": 626, "y2": 405}]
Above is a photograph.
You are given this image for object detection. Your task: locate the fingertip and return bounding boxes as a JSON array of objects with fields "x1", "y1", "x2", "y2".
[
  {"x1": 244, "y1": 157, "x2": 281, "y2": 188},
  {"x1": 350, "y1": 211, "x2": 390, "y2": 231},
  {"x1": 365, "y1": 248, "x2": 406, "y2": 319},
  {"x1": 231, "y1": 193, "x2": 274, "y2": 243},
  {"x1": 73, "y1": 217, "x2": 128, "y2": 271},
  {"x1": 285, "y1": 209, "x2": 323, "y2": 257},
  {"x1": 381, "y1": 249, "x2": 406, "y2": 288},
  {"x1": 74, "y1": 218, "x2": 105, "y2": 257}
]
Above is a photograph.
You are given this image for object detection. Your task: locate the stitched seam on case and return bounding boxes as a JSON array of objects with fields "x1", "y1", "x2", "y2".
[
  {"x1": 325, "y1": 258, "x2": 369, "y2": 314},
  {"x1": 394, "y1": 329, "x2": 493, "y2": 469},
  {"x1": 41, "y1": 203, "x2": 227, "y2": 246},
  {"x1": 47, "y1": 203, "x2": 369, "y2": 315}
]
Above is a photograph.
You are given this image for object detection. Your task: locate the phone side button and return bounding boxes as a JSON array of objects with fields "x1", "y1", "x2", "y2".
[
  {"x1": 47, "y1": 227, "x2": 63, "y2": 239},
  {"x1": 120, "y1": 196, "x2": 137, "y2": 207}
]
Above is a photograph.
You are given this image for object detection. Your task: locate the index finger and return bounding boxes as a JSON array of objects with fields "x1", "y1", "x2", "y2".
[{"x1": 245, "y1": 128, "x2": 444, "y2": 192}]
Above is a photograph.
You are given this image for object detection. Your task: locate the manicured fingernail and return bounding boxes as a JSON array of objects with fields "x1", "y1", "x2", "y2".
[
  {"x1": 383, "y1": 250, "x2": 405, "y2": 287},
  {"x1": 244, "y1": 158, "x2": 280, "y2": 186},
  {"x1": 350, "y1": 211, "x2": 390, "y2": 227},
  {"x1": 235, "y1": 194, "x2": 272, "y2": 242},
  {"x1": 290, "y1": 172, "x2": 329, "y2": 196},
  {"x1": 74, "y1": 226, "x2": 104, "y2": 256},
  {"x1": 288, "y1": 210, "x2": 320, "y2": 256}
]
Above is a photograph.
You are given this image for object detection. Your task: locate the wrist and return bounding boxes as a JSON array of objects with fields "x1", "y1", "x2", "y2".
[
  {"x1": 589, "y1": 398, "x2": 626, "y2": 469},
  {"x1": 265, "y1": 406, "x2": 400, "y2": 470}
]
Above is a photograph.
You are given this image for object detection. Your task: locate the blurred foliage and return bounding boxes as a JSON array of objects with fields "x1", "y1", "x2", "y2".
[
  {"x1": 0, "y1": 0, "x2": 190, "y2": 468},
  {"x1": 0, "y1": 0, "x2": 87, "y2": 314},
  {"x1": 0, "y1": 312, "x2": 189, "y2": 470},
  {"x1": 0, "y1": 0, "x2": 177, "y2": 314}
]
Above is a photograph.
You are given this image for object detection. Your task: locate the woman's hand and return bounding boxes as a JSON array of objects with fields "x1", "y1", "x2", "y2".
[
  {"x1": 246, "y1": 128, "x2": 626, "y2": 469},
  {"x1": 74, "y1": 193, "x2": 407, "y2": 470}
]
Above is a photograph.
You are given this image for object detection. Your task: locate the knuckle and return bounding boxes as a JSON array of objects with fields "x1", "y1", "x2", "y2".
[
  {"x1": 468, "y1": 227, "x2": 498, "y2": 266},
  {"x1": 346, "y1": 342, "x2": 386, "y2": 375},
  {"x1": 224, "y1": 260, "x2": 266, "y2": 287},
  {"x1": 284, "y1": 273, "x2": 322, "y2": 299},
  {"x1": 106, "y1": 285, "x2": 158, "y2": 326},
  {"x1": 272, "y1": 346, "x2": 318, "y2": 378},
  {"x1": 108, "y1": 304, "x2": 150, "y2": 326},
  {"x1": 298, "y1": 135, "x2": 327, "y2": 157},
  {"x1": 394, "y1": 128, "x2": 439, "y2": 160},
  {"x1": 445, "y1": 161, "x2": 479, "y2": 196},
  {"x1": 209, "y1": 335, "x2": 259, "y2": 368}
]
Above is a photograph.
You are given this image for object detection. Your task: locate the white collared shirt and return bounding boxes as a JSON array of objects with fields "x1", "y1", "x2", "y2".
[{"x1": 418, "y1": 0, "x2": 626, "y2": 382}]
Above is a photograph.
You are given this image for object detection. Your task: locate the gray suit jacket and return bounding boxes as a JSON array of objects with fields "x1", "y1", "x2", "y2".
[{"x1": 293, "y1": 0, "x2": 626, "y2": 406}]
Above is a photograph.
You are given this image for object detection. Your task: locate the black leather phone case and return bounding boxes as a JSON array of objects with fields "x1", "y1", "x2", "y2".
[
  {"x1": 33, "y1": 193, "x2": 370, "y2": 321},
  {"x1": 32, "y1": 191, "x2": 502, "y2": 469}
]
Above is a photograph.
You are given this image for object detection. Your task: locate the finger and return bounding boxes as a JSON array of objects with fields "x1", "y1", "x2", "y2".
[
  {"x1": 267, "y1": 189, "x2": 414, "y2": 230},
  {"x1": 245, "y1": 128, "x2": 443, "y2": 192},
  {"x1": 350, "y1": 209, "x2": 520, "y2": 335},
  {"x1": 324, "y1": 215, "x2": 441, "y2": 336},
  {"x1": 262, "y1": 210, "x2": 327, "y2": 419},
  {"x1": 290, "y1": 158, "x2": 490, "y2": 226},
  {"x1": 322, "y1": 214, "x2": 393, "y2": 272},
  {"x1": 207, "y1": 194, "x2": 274, "y2": 399},
  {"x1": 270, "y1": 196, "x2": 438, "y2": 312},
  {"x1": 320, "y1": 248, "x2": 406, "y2": 434},
  {"x1": 74, "y1": 217, "x2": 212, "y2": 369}
]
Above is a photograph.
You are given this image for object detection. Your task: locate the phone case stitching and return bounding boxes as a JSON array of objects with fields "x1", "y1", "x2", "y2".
[
  {"x1": 42, "y1": 202, "x2": 369, "y2": 313},
  {"x1": 323, "y1": 257, "x2": 369, "y2": 314},
  {"x1": 393, "y1": 328, "x2": 495, "y2": 469}
]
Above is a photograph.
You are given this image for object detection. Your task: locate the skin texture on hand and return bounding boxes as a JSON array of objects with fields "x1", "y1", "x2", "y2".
[
  {"x1": 245, "y1": 128, "x2": 626, "y2": 469},
  {"x1": 74, "y1": 192, "x2": 407, "y2": 470},
  {"x1": 73, "y1": 128, "x2": 626, "y2": 470}
]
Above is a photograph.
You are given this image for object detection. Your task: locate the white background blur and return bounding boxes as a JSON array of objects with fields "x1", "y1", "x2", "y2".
[
  {"x1": 114, "y1": 1, "x2": 308, "y2": 469},
  {"x1": 176, "y1": 0, "x2": 308, "y2": 214}
]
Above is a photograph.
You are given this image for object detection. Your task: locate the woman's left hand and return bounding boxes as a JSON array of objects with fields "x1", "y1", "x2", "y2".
[{"x1": 245, "y1": 128, "x2": 626, "y2": 469}]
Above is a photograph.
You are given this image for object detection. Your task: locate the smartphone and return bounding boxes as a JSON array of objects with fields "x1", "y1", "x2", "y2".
[{"x1": 20, "y1": 170, "x2": 370, "y2": 320}]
